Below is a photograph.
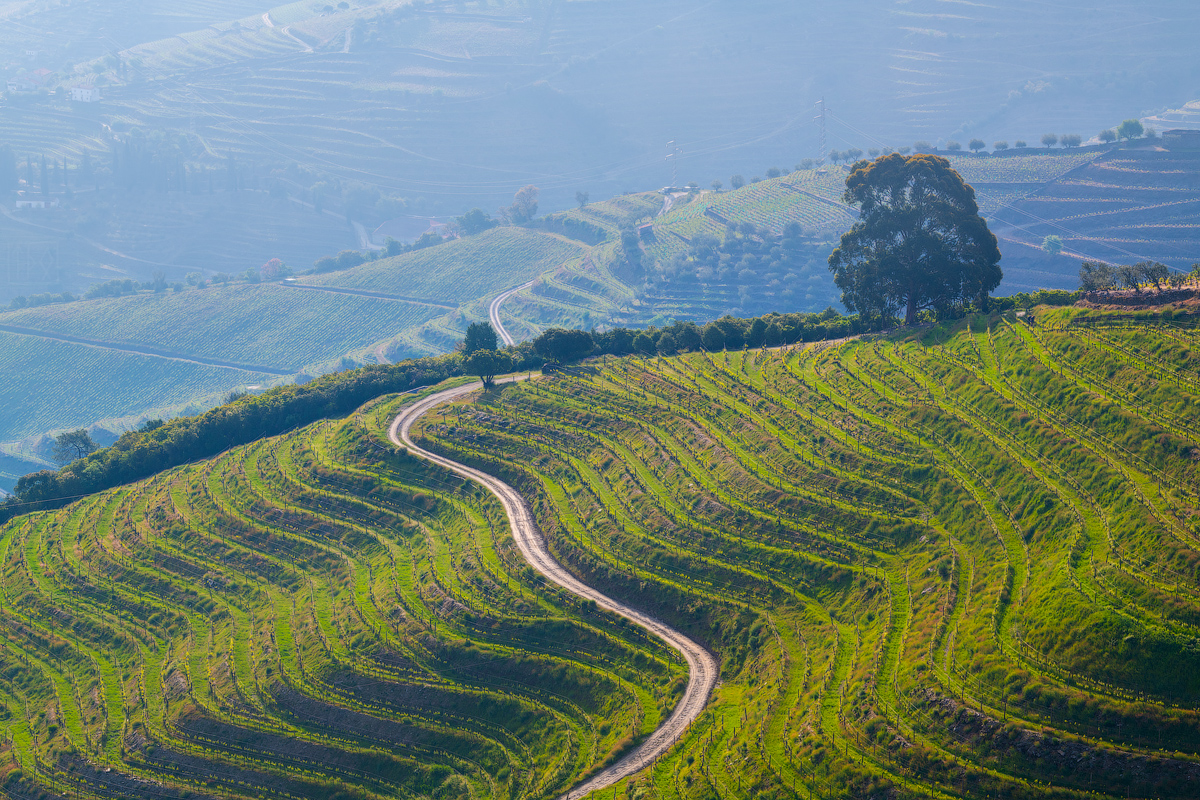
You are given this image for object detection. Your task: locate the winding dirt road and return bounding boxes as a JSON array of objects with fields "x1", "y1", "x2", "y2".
[
  {"x1": 389, "y1": 382, "x2": 717, "y2": 800},
  {"x1": 488, "y1": 281, "x2": 535, "y2": 346}
]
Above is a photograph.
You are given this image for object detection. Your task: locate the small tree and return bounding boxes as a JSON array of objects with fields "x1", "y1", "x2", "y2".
[
  {"x1": 969, "y1": 139, "x2": 986, "y2": 153},
  {"x1": 1098, "y1": 129, "x2": 1117, "y2": 144},
  {"x1": 1061, "y1": 134, "x2": 1082, "y2": 148},
  {"x1": 1116, "y1": 119, "x2": 1143, "y2": 141},
  {"x1": 1136, "y1": 261, "x2": 1170, "y2": 290},
  {"x1": 575, "y1": 191, "x2": 589, "y2": 208},
  {"x1": 260, "y1": 258, "x2": 288, "y2": 280},
  {"x1": 151, "y1": 269, "x2": 167, "y2": 292},
  {"x1": 1118, "y1": 263, "x2": 1142, "y2": 292},
  {"x1": 946, "y1": 141, "x2": 962, "y2": 152},
  {"x1": 1079, "y1": 260, "x2": 1117, "y2": 292},
  {"x1": 52, "y1": 429, "x2": 97, "y2": 464},
  {"x1": 993, "y1": 141, "x2": 1009, "y2": 151},
  {"x1": 829, "y1": 150, "x2": 842, "y2": 165},
  {"x1": 867, "y1": 149, "x2": 881, "y2": 158},
  {"x1": 766, "y1": 167, "x2": 782, "y2": 178},
  {"x1": 846, "y1": 148, "x2": 864, "y2": 162},
  {"x1": 1041, "y1": 235, "x2": 1063, "y2": 255},
  {"x1": 711, "y1": 180, "x2": 723, "y2": 192},
  {"x1": 464, "y1": 349, "x2": 512, "y2": 388},
  {"x1": 730, "y1": 175, "x2": 745, "y2": 190},
  {"x1": 1041, "y1": 133, "x2": 1058, "y2": 148},
  {"x1": 701, "y1": 323, "x2": 724, "y2": 351},
  {"x1": 504, "y1": 185, "x2": 539, "y2": 224},
  {"x1": 457, "y1": 208, "x2": 496, "y2": 236},
  {"x1": 462, "y1": 321, "x2": 498, "y2": 355},
  {"x1": 656, "y1": 332, "x2": 678, "y2": 355},
  {"x1": 1014, "y1": 140, "x2": 1028, "y2": 148}
]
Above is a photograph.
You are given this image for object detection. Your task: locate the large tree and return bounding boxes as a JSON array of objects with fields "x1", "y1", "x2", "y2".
[
  {"x1": 463, "y1": 349, "x2": 512, "y2": 388},
  {"x1": 827, "y1": 154, "x2": 1002, "y2": 325},
  {"x1": 462, "y1": 321, "x2": 498, "y2": 355}
]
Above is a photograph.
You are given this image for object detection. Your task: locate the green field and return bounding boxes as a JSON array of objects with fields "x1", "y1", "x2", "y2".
[
  {"x1": 308, "y1": 226, "x2": 585, "y2": 303},
  {"x1": 0, "y1": 283, "x2": 444, "y2": 372},
  {"x1": 0, "y1": 331, "x2": 279, "y2": 443},
  {"x1": 2, "y1": 304, "x2": 1199, "y2": 799}
]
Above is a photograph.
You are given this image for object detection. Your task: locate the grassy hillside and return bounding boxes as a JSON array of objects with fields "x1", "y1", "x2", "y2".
[
  {"x1": 0, "y1": 330, "x2": 279, "y2": 444},
  {"x1": 0, "y1": 385, "x2": 682, "y2": 800},
  {"x1": 308, "y1": 226, "x2": 584, "y2": 303},
  {"x1": 0, "y1": 147, "x2": 1187, "y2": 484},
  {"x1": 2, "y1": 305, "x2": 1199, "y2": 800},
  {"x1": 0, "y1": 283, "x2": 444, "y2": 373}
]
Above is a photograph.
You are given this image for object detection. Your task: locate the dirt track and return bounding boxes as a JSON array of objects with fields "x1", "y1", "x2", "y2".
[{"x1": 389, "y1": 381, "x2": 717, "y2": 799}]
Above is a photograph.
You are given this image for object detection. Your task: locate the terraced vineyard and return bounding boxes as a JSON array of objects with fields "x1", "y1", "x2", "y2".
[
  {"x1": 4, "y1": 306, "x2": 1200, "y2": 800},
  {"x1": 990, "y1": 147, "x2": 1200, "y2": 287}
]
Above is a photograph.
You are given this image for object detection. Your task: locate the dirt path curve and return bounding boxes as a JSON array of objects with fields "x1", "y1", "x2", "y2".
[
  {"x1": 488, "y1": 281, "x2": 535, "y2": 346},
  {"x1": 389, "y1": 381, "x2": 717, "y2": 800}
]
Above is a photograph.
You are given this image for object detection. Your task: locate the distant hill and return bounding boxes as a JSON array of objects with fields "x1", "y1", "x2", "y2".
[
  {"x1": 1, "y1": 145, "x2": 1194, "y2": 486},
  {"x1": 2, "y1": 0, "x2": 1198, "y2": 303}
]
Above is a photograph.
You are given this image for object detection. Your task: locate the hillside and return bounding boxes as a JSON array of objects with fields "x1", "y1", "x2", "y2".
[
  {"x1": 992, "y1": 146, "x2": 1200, "y2": 289},
  {"x1": 2, "y1": 145, "x2": 1194, "y2": 489},
  {"x1": 3, "y1": 0, "x2": 1199, "y2": 302},
  {"x1": 2, "y1": 305, "x2": 1199, "y2": 800}
]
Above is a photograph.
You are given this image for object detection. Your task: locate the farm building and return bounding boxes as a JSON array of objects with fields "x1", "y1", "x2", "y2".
[{"x1": 70, "y1": 84, "x2": 100, "y2": 102}]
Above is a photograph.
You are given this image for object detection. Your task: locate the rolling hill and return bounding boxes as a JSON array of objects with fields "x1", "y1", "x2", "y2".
[
  {"x1": 3, "y1": 0, "x2": 1200, "y2": 303},
  {"x1": 1, "y1": 302, "x2": 1199, "y2": 800},
  {"x1": 4, "y1": 145, "x2": 1194, "y2": 489}
]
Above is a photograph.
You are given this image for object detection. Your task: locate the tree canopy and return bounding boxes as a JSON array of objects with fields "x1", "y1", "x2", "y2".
[
  {"x1": 827, "y1": 153, "x2": 1002, "y2": 325},
  {"x1": 462, "y1": 321, "x2": 498, "y2": 355},
  {"x1": 51, "y1": 429, "x2": 97, "y2": 465},
  {"x1": 464, "y1": 349, "x2": 512, "y2": 388},
  {"x1": 532, "y1": 328, "x2": 595, "y2": 363}
]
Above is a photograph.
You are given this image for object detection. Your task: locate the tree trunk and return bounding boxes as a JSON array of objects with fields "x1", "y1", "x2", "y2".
[{"x1": 905, "y1": 293, "x2": 917, "y2": 326}]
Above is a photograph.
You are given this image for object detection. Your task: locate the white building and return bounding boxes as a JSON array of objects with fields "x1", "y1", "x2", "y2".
[
  {"x1": 15, "y1": 198, "x2": 60, "y2": 209},
  {"x1": 6, "y1": 77, "x2": 35, "y2": 94},
  {"x1": 70, "y1": 85, "x2": 100, "y2": 102}
]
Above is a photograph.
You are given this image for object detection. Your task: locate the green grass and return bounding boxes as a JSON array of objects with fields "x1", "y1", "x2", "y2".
[
  {"x1": 3, "y1": 305, "x2": 1200, "y2": 800},
  {"x1": 0, "y1": 282, "x2": 444, "y2": 372},
  {"x1": 308, "y1": 225, "x2": 585, "y2": 302},
  {"x1": 0, "y1": 330, "x2": 278, "y2": 442}
]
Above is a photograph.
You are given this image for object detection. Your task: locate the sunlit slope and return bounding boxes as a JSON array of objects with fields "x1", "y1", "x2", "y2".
[
  {"x1": 0, "y1": 388, "x2": 684, "y2": 800},
  {"x1": 4, "y1": 308, "x2": 1200, "y2": 800},
  {"x1": 305, "y1": 226, "x2": 585, "y2": 302},
  {"x1": 0, "y1": 283, "x2": 443, "y2": 373},
  {"x1": 418, "y1": 310, "x2": 1200, "y2": 799}
]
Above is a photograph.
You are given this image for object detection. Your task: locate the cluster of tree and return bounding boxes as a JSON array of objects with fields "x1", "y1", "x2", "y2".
[
  {"x1": 1079, "y1": 260, "x2": 1197, "y2": 293},
  {"x1": 1, "y1": 355, "x2": 462, "y2": 522},
  {"x1": 528, "y1": 309, "x2": 872, "y2": 366},
  {"x1": 1099, "y1": 119, "x2": 1151, "y2": 143},
  {"x1": 84, "y1": 278, "x2": 140, "y2": 299},
  {"x1": 8, "y1": 291, "x2": 77, "y2": 309},
  {"x1": 828, "y1": 154, "x2": 1002, "y2": 325},
  {"x1": 655, "y1": 222, "x2": 807, "y2": 288}
]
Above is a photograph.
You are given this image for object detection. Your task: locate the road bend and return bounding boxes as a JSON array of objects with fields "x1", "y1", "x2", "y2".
[
  {"x1": 488, "y1": 281, "x2": 535, "y2": 346},
  {"x1": 389, "y1": 380, "x2": 717, "y2": 800}
]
